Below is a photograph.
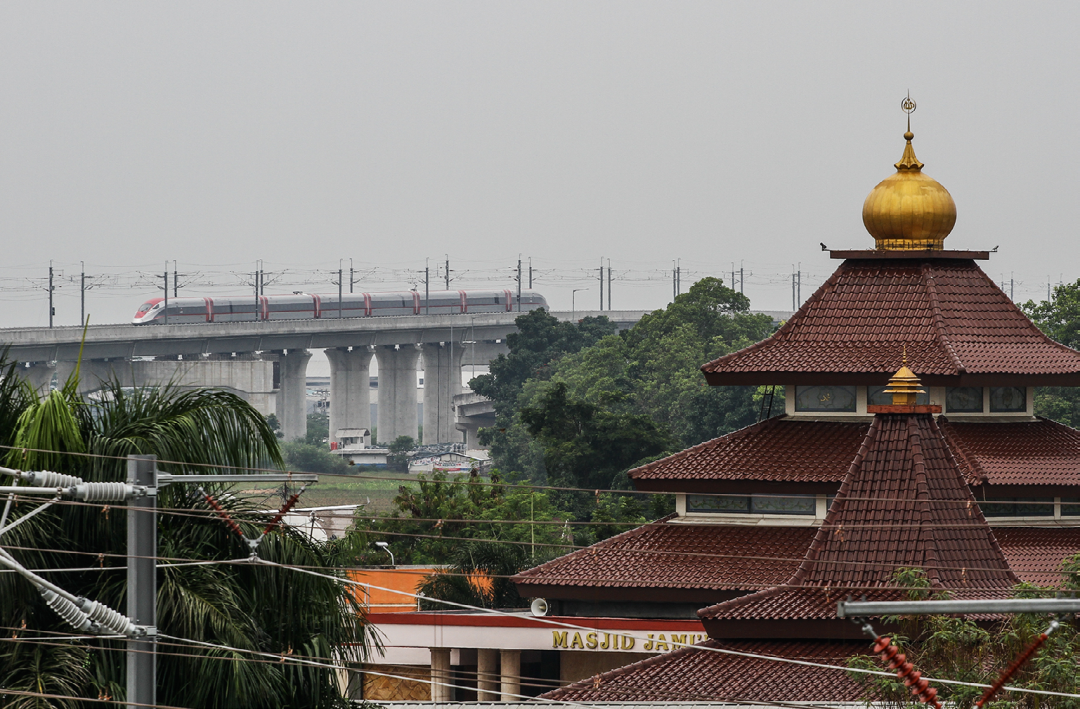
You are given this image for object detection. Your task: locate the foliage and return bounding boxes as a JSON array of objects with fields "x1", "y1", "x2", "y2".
[
  {"x1": 519, "y1": 382, "x2": 675, "y2": 491},
  {"x1": 847, "y1": 566, "x2": 1080, "y2": 709},
  {"x1": 0, "y1": 369, "x2": 370, "y2": 708},
  {"x1": 346, "y1": 471, "x2": 574, "y2": 567},
  {"x1": 417, "y1": 542, "x2": 529, "y2": 610},
  {"x1": 386, "y1": 435, "x2": 415, "y2": 471},
  {"x1": 266, "y1": 412, "x2": 283, "y2": 437},
  {"x1": 282, "y1": 441, "x2": 352, "y2": 475},
  {"x1": 1022, "y1": 284, "x2": 1080, "y2": 426},
  {"x1": 304, "y1": 412, "x2": 330, "y2": 445}
]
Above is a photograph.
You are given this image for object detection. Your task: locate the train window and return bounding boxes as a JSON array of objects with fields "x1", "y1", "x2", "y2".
[{"x1": 137, "y1": 303, "x2": 153, "y2": 314}]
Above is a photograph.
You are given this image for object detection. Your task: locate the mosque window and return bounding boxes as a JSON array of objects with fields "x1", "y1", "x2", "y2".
[
  {"x1": 794, "y1": 385, "x2": 856, "y2": 413},
  {"x1": 980, "y1": 498, "x2": 1053, "y2": 517},
  {"x1": 868, "y1": 386, "x2": 929, "y2": 406},
  {"x1": 990, "y1": 387, "x2": 1026, "y2": 413},
  {"x1": 945, "y1": 387, "x2": 983, "y2": 413},
  {"x1": 686, "y1": 494, "x2": 816, "y2": 516},
  {"x1": 1062, "y1": 499, "x2": 1080, "y2": 517}
]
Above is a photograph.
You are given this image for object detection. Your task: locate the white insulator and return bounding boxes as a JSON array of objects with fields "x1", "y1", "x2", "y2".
[
  {"x1": 24, "y1": 470, "x2": 83, "y2": 488},
  {"x1": 80, "y1": 598, "x2": 137, "y2": 636},
  {"x1": 40, "y1": 588, "x2": 94, "y2": 632},
  {"x1": 70, "y1": 482, "x2": 133, "y2": 502}
]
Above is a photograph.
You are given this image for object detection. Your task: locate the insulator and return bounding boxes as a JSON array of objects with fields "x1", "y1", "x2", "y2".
[
  {"x1": 79, "y1": 598, "x2": 137, "y2": 636},
  {"x1": 40, "y1": 588, "x2": 94, "y2": 632},
  {"x1": 70, "y1": 482, "x2": 133, "y2": 502},
  {"x1": 24, "y1": 470, "x2": 82, "y2": 488}
]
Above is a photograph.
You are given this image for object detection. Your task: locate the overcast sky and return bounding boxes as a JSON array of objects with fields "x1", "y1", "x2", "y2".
[{"x1": 2, "y1": 1, "x2": 1078, "y2": 333}]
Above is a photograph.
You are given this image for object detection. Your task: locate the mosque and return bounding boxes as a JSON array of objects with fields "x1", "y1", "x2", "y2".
[{"x1": 358, "y1": 107, "x2": 1080, "y2": 703}]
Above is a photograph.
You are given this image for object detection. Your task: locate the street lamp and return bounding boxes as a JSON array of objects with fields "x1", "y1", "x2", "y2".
[
  {"x1": 571, "y1": 288, "x2": 589, "y2": 321},
  {"x1": 375, "y1": 541, "x2": 395, "y2": 566}
]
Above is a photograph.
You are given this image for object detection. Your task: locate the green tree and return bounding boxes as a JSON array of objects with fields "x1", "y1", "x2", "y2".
[
  {"x1": 282, "y1": 440, "x2": 352, "y2": 475},
  {"x1": 417, "y1": 541, "x2": 529, "y2": 610},
  {"x1": 386, "y1": 435, "x2": 416, "y2": 471},
  {"x1": 1022, "y1": 283, "x2": 1080, "y2": 426},
  {"x1": 847, "y1": 566, "x2": 1080, "y2": 708},
  {"x1": 0, "y1": 368, "x2": 370, "y2": 708},
  {"x1": 305, "y1": 412, "x2": 331, "y2": 445}
]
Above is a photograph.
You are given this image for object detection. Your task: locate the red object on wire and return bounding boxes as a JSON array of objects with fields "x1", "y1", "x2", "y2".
[
  {"x1": 872, "y1": 636, "x2": 942, "y2": 708},
  {"x1": 262, "y1": 488, "x2": 305, "y2": 536},
  {"x1": 200, "y1": 489, "x2": 245, "y2": 540},
  {"x1": 975, "y1": 620, "x2": 1058, "y2": 708}
]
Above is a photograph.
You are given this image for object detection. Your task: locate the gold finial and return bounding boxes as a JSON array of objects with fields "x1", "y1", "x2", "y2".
[
  {"x1": 861, "y1": 93, "x2": 956, "y2": 250},
  {"x1": 882, "y1": 353, "x2": 925, "y2": 406}
]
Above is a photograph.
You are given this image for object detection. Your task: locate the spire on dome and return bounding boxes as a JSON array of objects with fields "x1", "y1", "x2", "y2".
[{"x1": 862, "y1": 95, "x2": 957, "y2": 251}]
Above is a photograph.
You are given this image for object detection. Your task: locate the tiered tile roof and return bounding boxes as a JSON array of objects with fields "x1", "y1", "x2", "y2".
[
  {"x1": 511, "y1": 518, "x2": 1075, "y2": 601},
  {"x1": 540, "y1": 639, "x2": 868, "y2": 703},
  {"x1": 701, "y1": 258, "x2": 1080, "y2": 386},
  {"x1": 512, "y1": 520, "x2": 815, "y2": 601},
  {"x1": 629, "y1": 414, "x2": 1080, "y2": 493},
  {"x1": 697, "y1": 414, "x2": 1018, "y2": 632}
]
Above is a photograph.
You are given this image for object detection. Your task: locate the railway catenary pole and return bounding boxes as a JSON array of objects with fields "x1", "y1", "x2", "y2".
[
  {"x1": 516, "y1": 257, "x2": 522, "y2": 311},
  {"x1": 80, "y1": 262, "x2": 85, "y2": 326},
  {"x1": 445, "y1": 255, "x2": 450, "y2": 290},
  {"x1": 425, "y1": 261, "x2": 430, "y2": 315},
  {"x1": 528, "y1": 257, "x2": 533, "y2": 289},
  {"x1": 163, "y1": 263, "x2": 168, "y2": 325},
  {"x1": 607, "y1": 259, "x2": 611, "y2": 310},
  {"x1": 338, "y1": 260, "x2": 343, "y2": 320},
  {"x1": 599, "y1": 258, "x2": 603, "y2": 310},
  {"x1": 173, "y1": 261, "x2": 177, "y2": 298},
  {"x1": 48, "y1": 262, "x2": 54, "y2": 328},
  {"x1": 349, "y1": 258, "x2": 354, "y2": 294}
]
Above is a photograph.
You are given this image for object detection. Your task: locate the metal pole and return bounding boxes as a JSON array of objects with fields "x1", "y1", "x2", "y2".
[
  {"x1": 350, "y1": 258, "x2": 354, "y2": 294},
  {"x1": 516, "y1": 257, "x2": 521, "y2": 311},
  {"x1": 48, "y1": 262, "x2": 54, "y2": 328},
  {"x1": 425, "y1": 263, "x2": 429, "y2": 315},
  {"x1": 740, "y1": 264, "x2": 744, "y2": 295},
  {"x1": 528, "y1": 258, "x2": 533, "y2": 289},
  {"x1": 838, "y1": 597, "x2": 1080, "y2": 618},
  {"x1": 338, "y1": 262, "x2": 343, "y2": 320},
  {"x1": 599, "y1": 259, "x2": 603, "y2": 310},
  {"x1": 80, "y1": 262, "x2": 85, "y2": 326},
  {"x1": 445, "y1": 255, "x2": 450, "y2": 290},
  {"x1": 172, "y1": 261, "x2": 177, "y2": 298},
  {"x1": 127, "y1": 455, "x2": 157, "y2": 709},
  {"x1": 607, "y1": 259, "x2": 611, "y2": 310},
  {"x1": 163, "y1": 264, "x2": 168, "y2": 325}
]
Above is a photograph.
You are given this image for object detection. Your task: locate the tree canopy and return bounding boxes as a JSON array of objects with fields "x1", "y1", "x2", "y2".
[
  {"x1": 0, "y1": 365, "x2": 370, "y2": 708},
  {"x1": 1022, "y1": 283, "x2": 1080, "y2": 427}
]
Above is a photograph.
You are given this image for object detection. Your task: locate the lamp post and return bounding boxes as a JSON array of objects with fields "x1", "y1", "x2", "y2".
[
  {"x1": 375, "y1": 541, "x2": 394, "y2": 566},
  {"x1": 571, "y1": 288, "x2": 588, "y2": 322}
]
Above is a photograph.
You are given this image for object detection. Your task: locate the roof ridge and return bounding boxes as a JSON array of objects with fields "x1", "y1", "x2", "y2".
[
  {"x1": 920, "y1": 262, "x2": 966, "y2": 375},
  {"x1": 907, "y1": 415, "x2": 942, "y2": 588},
  {"x1": 935, "y1": 416, "x2": 988, "y2": 486},
  {"x1": 972, "y1": 261, "x2": 1080, "y2": 358}
]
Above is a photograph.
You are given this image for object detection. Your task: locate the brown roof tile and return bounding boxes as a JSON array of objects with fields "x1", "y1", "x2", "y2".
[
  {"x1": 997, "y1": 527, "x2": 1080, "y2": 587},
  {"x1": 540, "y1": 639, "x2": 868, "y2": 703},
  {"x1": 701, "y1": 259, "x2": 1080, "y2": 386},
  {"x1": 512, "y1": 519, "x2": 815, "y2": 595},
  {"x1": 632, "y1": 415, "x2": 1080, "y2": 491},
  {"x1": 698, "y1": 414, "x2": 1018, "y2": 623},
  {"x1": 941, "y1": 417, "x2": 1080, "y2": 487}
]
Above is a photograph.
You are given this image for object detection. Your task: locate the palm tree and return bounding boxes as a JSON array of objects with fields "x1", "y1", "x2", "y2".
[{"x1": 0, "y1": 365, "x2": 372, "y2": 708}]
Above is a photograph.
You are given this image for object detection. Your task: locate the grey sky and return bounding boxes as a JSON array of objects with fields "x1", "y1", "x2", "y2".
[{"x1": 1, "y1": 1, "x2": 1078, "y2": 330}]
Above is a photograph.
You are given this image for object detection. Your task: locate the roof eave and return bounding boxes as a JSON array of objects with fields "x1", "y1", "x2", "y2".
[{"x1": 702, "y1": 371, "x2": 1080, "y2": 387}]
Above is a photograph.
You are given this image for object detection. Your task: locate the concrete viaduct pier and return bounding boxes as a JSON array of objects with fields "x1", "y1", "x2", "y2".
[{"x1": 1, "y1": 308, "x2": 790, "y2": 443}]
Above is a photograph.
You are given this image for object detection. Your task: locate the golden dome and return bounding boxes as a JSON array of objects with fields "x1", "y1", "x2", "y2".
[{"x1": 862, "y1": 130, "x2": 956, "y2": 250}]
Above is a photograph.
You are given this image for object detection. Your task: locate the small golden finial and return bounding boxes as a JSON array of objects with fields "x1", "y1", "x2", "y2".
[
  {"x1": 882, "y1": 350, "x2": 925, "y2": 406},
  {"x1": 896, "y1": 93, "x2": 923, "y2": 170}
]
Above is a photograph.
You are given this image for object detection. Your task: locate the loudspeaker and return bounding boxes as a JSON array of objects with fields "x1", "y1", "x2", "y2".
[{"x1": 530, "y1": 598, "x2": 549, "y2": 616}]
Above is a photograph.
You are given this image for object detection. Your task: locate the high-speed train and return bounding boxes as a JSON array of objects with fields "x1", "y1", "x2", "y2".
[{"x1": 132, "y1": 289, "x2": 549, "y2": 325}]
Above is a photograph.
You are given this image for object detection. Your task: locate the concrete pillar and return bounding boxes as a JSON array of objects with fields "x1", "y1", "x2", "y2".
[
  {"x1": 430, "y1": 647, "x2": 451, "y2": 703},
  {"x1": 500, "y1": 649, "x2": 521, "y2": 700},
  {"x1": 19, "y1": 363, "x2": 55, "y2": 394},
  {"x1": 278, "y1": 349, "x2": 312, "y2": 441},
  {"x1": 375, "y1": 345, "x2": 419, "y2": 444},
  {"x1": 55, "y1": 359, "x2": 127, "y2": 396},
  {"x1": 477, "y1": 648, "x2": 499, "y2": 702},
  {"x1": 421, "y1": 343, "x2": 464, "y2": 444},
  {"x1": 326, "y1": 347, "x2": 374, "y2": 439}
]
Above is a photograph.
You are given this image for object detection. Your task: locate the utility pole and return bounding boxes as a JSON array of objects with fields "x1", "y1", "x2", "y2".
[
  {"x1": 792, "y1": 269, "x2": 796, "y2": 311},
  {"x1": 338, "y1": 261, "x2": 343, "y2": 319},
  {"x1": 599, "y1": 258, "x2": 604, "y2": 310},
  {"x1": 1011, "y1": 273, "x2": 1015, "y2": 301},
  {"x1": 528, "y1": 258, "x2": 533, "y2": 289},
  {"x1": 349, "y1": 258, "x2": 354, "y2": 294},
  {"x1": 516, "y1": 256, "x2": 522, "y2": 311},
  {"x1": 172, "y1": 261, "x2": 178, "y2": 298},
  {"x1": 80, "y1": 262, "x2": 86, "y2": 326},
  {"x1": 127, "y1": 455, "x2": 158, "y2": 709},
  {"x1": 740, "y1": 262, "x2": 744, "y2": 295},
  {"x1": 48, "y1": 262, "x2": 54, "y2": 328},
  {"x1": 677, "y1": 259, "x2": 681, "y2": 295},
  {"x1": 672, "y1": 261, "x2": 677, "y2": 301},
  {"x1": 797, "y1": 265, "x2": 802, "y2": 305},
  {"x1": 163, "y1": 263, "x2": 169, "y2": 325},
  {"x1": 425, "y1": 260, "x2": 430, "y2": 315},
  {"x1": 607, "y1": 259, "x2": 611, "y2": 310},
  {"x1": 445, "y1": 255, "x2": 450, "y2": 290}
]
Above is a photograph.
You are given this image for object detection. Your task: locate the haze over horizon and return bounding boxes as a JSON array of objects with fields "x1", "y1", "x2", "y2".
[{"x1": 2, "y1": 1, "x2": 1077, "y2": 334}]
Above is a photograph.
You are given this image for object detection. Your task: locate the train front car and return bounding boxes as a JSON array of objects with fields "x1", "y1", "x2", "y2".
[
  {"x1": 132, "y1": 298, "x2": 164, "y2": 324},
  {"x1": 517, "y1": 290, "x2": 549, "y2": 311}
]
